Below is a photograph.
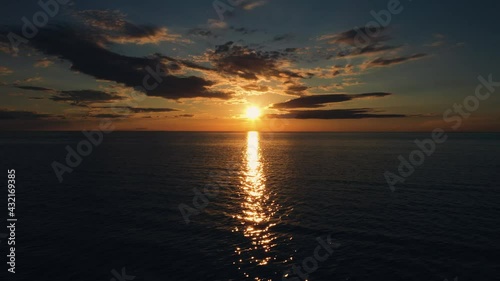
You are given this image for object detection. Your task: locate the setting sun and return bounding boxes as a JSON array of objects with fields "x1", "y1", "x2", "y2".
[{"x1": 245, "y1": 106, "x2": 261, "y2": 120}]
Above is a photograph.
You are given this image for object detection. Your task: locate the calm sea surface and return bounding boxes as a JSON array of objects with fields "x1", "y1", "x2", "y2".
[{"x1": 0, "y1": 132, "x2": 499, "y2": 281}]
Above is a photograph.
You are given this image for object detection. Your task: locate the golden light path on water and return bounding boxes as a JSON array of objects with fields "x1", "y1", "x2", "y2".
[{"x1": 233, "y1": 131, "x2": 279, "y2": 281}]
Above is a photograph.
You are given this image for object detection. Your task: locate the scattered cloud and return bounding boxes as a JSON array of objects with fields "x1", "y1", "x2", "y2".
[
  {"x1": 0, "y1": 25, "x2": 231, "y2": 100},
  {"x1": 209, "y1": 41, "x2": 303, "y2": 80}
]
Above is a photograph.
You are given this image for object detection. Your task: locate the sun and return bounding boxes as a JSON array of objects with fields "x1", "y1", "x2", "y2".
[{"x1": 245, "y1": 106, "x2": 261, "y2": 120}]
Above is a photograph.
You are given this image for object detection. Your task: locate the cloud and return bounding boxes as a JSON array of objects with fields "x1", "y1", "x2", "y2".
[
  {"x1": 0, "y1": 42, "x2": 13, "y2": 54},
  {"x1": 338, "y1": 43, "x2": 401, "y2": 58},
  {"x1": 188, "y1": 28, "x2": 216, "y2": 38},
  {"x1": 268, "y1": 108, "x2": 406, "y2": 119},
  {"x1": 241, "y1": 84, "x2": 269, "y2": 92},
  {"x1": 319, "y1": 26, "x2": 390, "y2": 46},
  {"x1": 49, "y1": 90, "x2": 125, "y2": 106},
  {"x1": 210, "y1": 41, "x2": 303, "y2": 80},
  {"x1": 34, "y1": 58, "x2": 54, "y2": 68},
  {"x1": 15, "y1": 85, "x2": 53, "y2": 91},
  {"x1": 75, "y1": 10, "x2": 186, "y2": 45},
  {"x1": 207, "y1": 19, "x2": 227, "y2": 29},
  {"x1": 272, "y1": 92, "x2": 392, "y2": 109},
  {"x1": 273, "y1": 34, "x2": 294, "y2": 42},
  {"x1": 241, "y1": 0, "x2": 267, "y2": 10},
  {"x1": 89, "y1": 113, "x2": 126, "y2": 119},
  {"x1": 0, "y1": 108, "x2": 53, "y2": 120},
  {"x1": 363, "y1": 53, "x2": 428, "y2": 68},
  {"x1": 230, "y1": 26, "x2": 258, "y2": 35},
  {"x1": 285, "y1": 84, "x2": 309, "y2": 96},
  {"x1": 0, "y1": 25, "x2": 231, "y2": 100},
  {"x1": 15, "y1": 76, "x2": 43, "y2": 84},
  {"x1": 0, "y1": 66, "x2": 13, "y2": 75},
  {"x1": 93, "y1": 106, "x2": 178, "y2": 113},
  {"x1": 424, "y1": 34, "x2": 446, "y2": 47},
  {"x1": 175, "y1": 114, "x2": 194, "y2": 118}
]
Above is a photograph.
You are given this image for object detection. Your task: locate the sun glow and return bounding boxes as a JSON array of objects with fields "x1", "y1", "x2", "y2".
[{"x1": 245, "y1": 106, "x2": 261, "y2": 120}]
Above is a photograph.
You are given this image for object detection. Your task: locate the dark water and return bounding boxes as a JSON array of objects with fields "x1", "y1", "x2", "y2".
[{"x1": 0, "y1": 132, "x2": 499, "y2": 281}]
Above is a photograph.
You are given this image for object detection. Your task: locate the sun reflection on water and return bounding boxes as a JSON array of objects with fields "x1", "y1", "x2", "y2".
[{"x1": 233, "y1": 131, "x2": 279, "y2": 280}]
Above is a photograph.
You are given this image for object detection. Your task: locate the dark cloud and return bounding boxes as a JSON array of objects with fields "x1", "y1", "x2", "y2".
[
  {"x1": 268, "y1": 108, "x2": 406, "y2": 119},
  {"x1": 241, "y1": 84, "x2": 269, "y2": 92},
  {"x1": 210, "y1": 41, "x2": 303, "y2": 80},
  {"x1": 159, "y1": 55, "x2": 214, "y2": 72},
  {"x1": 75, "y1": 10, "x2": 183, "y2": 44},
  {"x1": 175, "y1": 114, "x2": 194, "y2": 118},
  {"x1": 273, "y1": 92, "x2": 391, "y2": 109},
  {"x1": 90, "y1": 113, "x2": 126, "y2": 119},
  {"x1": 0, "y1": 109, "x2": 53, "y2": 120},
  {"x1": 230, "y1": 26, "x2": 258, "y2": 34},
  {"x1": 1, "y1": 25, "x2": 231, "y2": 100},
  {"x1": 94, "y1": 106, "x2": 178, "y2": 113},
  {"x1": 285, "y1": 84, "x2": 309, "y2": 96},
  {"x1": 320, "y1": 26, "x2": 390, "y2": 46},
  {"x1": 273, "y1": 34, "x2": 294, "y2": 42},
  {"x1": 15, "y1": 85, "x2": 53, "y2": 91},
  {"x1": 338, "y1": 43, "x2": 401, "y2": 58},
  {"x1": 365, "y1": 53, "x2": 428, "y2": 68},
  {"x1": 188, "y1": 28, "x2": 215, "y2": 38},
  {"x1": 50, "y1": 90, "x2": 124, "y2": 106}
]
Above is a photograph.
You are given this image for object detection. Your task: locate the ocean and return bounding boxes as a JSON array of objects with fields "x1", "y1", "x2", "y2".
[{"x1": 0, "y1": 132, "x2": 499, "y2": 281}]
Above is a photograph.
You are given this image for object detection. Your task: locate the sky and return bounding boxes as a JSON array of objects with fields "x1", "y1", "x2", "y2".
[{"x1": 0, "y1": 0, "x2": 499, "y2": 131}]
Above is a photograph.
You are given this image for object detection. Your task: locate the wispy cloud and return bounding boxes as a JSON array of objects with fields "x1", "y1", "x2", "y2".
[
  {"x1": 319, "y1": 27, "x2": 390, "y2": 46},
  {"x1": 362, "y1": 53, "x2": 428, "y2": 68},
  {"x1": 268, "y1": 108, "x2": 406, "y2": 119},
  {"x1": 34, "y1": 58, "x2": 54, "y2": 68},
  {"x1": 0, "y1": 108, "x2": 55, "y2": 120},
  {"x1": 0, "y1": 66, "x2": 13, "y2": 75},
  {"x1": 272, "y1": 92, "x2": 392, "y2": 109},
  {"x1": 75, "y1": 10, "x2": 187, "y2": 45}
]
